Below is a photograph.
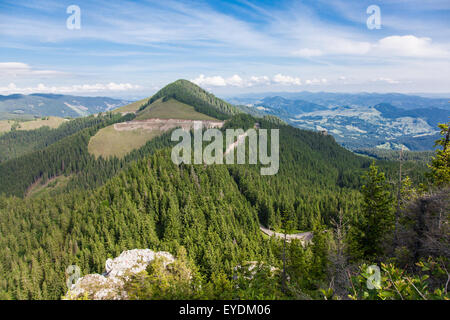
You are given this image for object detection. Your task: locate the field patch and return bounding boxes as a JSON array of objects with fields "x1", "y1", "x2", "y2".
[
  {"x1": 0, "y1": 120, "x2": 12, "y2": 133},
  {"x1": 17, "y1": 117, "x2": 67, "y2": 130},
  {"x1": 88, "y1": 125, "x2": 164, "y2": 159},
  {"x1": 89, "y1": 118, "x2": 224, "y2": 159},
  {"x1": 0, "y1": 117, "x2": 66, "y2": 133},
  {"x1": 26, "y1": 175, "x2": 72, "y2": 198}
]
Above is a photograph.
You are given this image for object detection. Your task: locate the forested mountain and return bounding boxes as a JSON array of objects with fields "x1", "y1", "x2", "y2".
[
  {"x1": 0, "y1": 93, "x2": 130, "y2": 120},
  {"x1": 0, "y1": 113, "x2": 368, "y2": 299},
  {"x1": 0, "y1": 80, "x2": 448, "y2": 301},
  {"x1": 143, "y1": 79, "x2": 241, "y2": 120},
  {"x1": 0, "y1": 115, "x2": 119, "y2": 163}
]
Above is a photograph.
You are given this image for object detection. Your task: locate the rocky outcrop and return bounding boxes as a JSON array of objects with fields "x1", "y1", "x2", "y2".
[{"x1": 65, "y1": 249, "x2": 174, "y2": 300}]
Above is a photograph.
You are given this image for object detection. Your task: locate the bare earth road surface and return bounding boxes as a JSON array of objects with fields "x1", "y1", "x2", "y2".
[
  {"x1": 114, "y1": 118, "x2": 224, "y2": 132},
  {"x1": 259, "y1": 225, "x2": 313, "y2": 245}
]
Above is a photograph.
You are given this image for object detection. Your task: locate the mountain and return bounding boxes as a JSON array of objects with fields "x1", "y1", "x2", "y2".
[
  {"x1": 234, "y1": 96, "x2": 449, "y2": 150},
  {"x1": 0, "y1": 79, "x2": 445, "y2": 301},
  {"x1": 374, "y1": 103, "x2": 449, "y2": 128},
  {"x1": 0, "y1": 80, "x2": 369, "y2": 298},
  {"x1": 229, "y1": 91, "x2": 450, "y2": 110},
  {"x1": 144, "y1": 79, "x2": 241, "y2": 120},
  {"x1": 0, "y1": 113, "x2": 378, "y2": 299},
  {"x1": 0, "y1": 93, "x2": 131, "y2": 120},
  {"x1": 88, "y1": 80, "x2": 238, "y2": 160},
  {"x1": 255, "y1": 96, "x2": 327, "y2": 116}
]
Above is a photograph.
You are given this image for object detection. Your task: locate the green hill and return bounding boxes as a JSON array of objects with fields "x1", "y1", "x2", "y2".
[
  {"x1": 89, "y1": 80, "x2": 227, "y2": 159},
  {"x1": 113, "y1": 79, "x2": 240, "y2": 120},
  {"x1": 0, "y1": 114, "x2": 127, "y2": 164},
  {"x1": 141, "y1": 79, "x2": 241, "y2": 120},
  {"x1": 88, "y1": 125, "x2": 164, "y2": 159},
  {"x1": 136, "y1": 97, "x2": 218, "y2": 121},
  {"x1": 112, "y1": 98, "x2": 149, "y2": 114}
]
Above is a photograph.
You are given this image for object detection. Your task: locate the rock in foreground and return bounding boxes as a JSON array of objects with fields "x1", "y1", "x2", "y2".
[{"x1": 65, "y1": 249, "x2": 174, "y2": 300}]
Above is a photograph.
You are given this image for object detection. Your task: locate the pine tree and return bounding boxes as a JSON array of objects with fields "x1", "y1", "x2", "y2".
[
  {"x1": 350, "y1": 163, "x2": 395, "y2": 261},
  {"x1": 428, "y1": 122, "x2": 450, "y2": 186}
]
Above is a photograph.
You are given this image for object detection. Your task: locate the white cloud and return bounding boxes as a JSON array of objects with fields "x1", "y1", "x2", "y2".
[
  {"x1": 292, "y1": 35, "x2": 449, "y2": 59},
  {"x1": 0, "y1": 62, "x2": 64, "y2": 77},
  {"x1": 373, "y1": 77, "x2": 400, "y2": 84},
  {"x1": 292, "y1": 39, "x2": 372, "y2": 58},
  {"x1": 192, "y1": 74, "x2": 306, "y2": 87},
  {"x1": 292, "y1": 48, "x2": 323, "y2": 57},
  {"x1": 328, "y1": 39, "x2": 372, "y2": 55},
  {"x1": 374, "y1": 35, "x2": 449, "y2": 58},
  {"x1": 192, "y1": 74, "x2": 227, "y2": 87},
  {"x1": 272, "y1": 74, "x2": 302, "y2": 86},
  {"x1": 0, "y1": 82, "x2": 142, "y2": 95},
  {"x1": 249, "y1": 76, "x2": 271, "y2": 86},
  {"x1": 305, "y1": 78, "x2": 328, "y2": 85},
  {"x1": 226, "y1": 74, "x2": 245, "y2": 87}
]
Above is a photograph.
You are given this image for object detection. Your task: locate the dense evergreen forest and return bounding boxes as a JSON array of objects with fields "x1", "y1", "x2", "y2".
[
  {"x1": 0, "y1": 82, "x2": 448, "y2": 300},
  {"x1": 355, "y1": 148, "x2": 434, "y2": 162},
  {"x1": 0, "y1": 113, "x2": 136, "y2": 197},
  {"x1": 0, "y1": 115, "x2": 123, "y2": 163}
]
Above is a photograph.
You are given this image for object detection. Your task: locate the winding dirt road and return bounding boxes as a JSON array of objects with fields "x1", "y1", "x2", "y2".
[
  {"x1": 113, "y1": 118, "x2": 224, "y2": 132},
  {"x1": 260, "y1": 225, "x2": 313, "y2": 245}
]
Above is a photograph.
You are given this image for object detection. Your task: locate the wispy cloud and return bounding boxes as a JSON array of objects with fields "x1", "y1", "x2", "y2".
[
  {"x1": 192, "y1": 74, "x2": 329, "y2": 88},
  {"x1": 292, "y1": 35, "x2": 449, "y2": 59},
  {"x1": 0, "y1": 82, "x2": 142, "y2": 95},
  {"x1": 0, "y1": 62, "x2": 65, "y2": 77},
  {"x1": 374, "y1": 35, "x2": 449, "y2": 58},
  {"x1": 0, "y1": 0, "x2": 449, "y2": 94}
]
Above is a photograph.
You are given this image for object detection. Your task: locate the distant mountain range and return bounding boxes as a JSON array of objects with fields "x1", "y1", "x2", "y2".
[
  {"x1": 0, "y1": 93, "x2": 130, "y2": 120},
  {"x1": 229, "y1": 92, "x2": 450, "y2": 151},
  {"x1": 1, "y1": 89, "x2": 448, "y2": 150},
  {"x1": 229, "y1": 92, "x2": 450, "y2": 110}
]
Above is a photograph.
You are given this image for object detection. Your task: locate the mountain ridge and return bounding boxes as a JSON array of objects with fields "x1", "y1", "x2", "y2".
[
  {"x1": 141, "y1": 79, "x2": 241, "y2": 120},
  {"x1": 0, "y1": 94, "x2": 131, "y2": 120}
]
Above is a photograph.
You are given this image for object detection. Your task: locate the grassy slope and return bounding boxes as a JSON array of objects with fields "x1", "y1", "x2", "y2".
[
  {"x1": 0, "y1": 112, "x2": 37, "y2": 121},
  {"x1": 89, "y1": 98, "x2": 218, "y2": 159},
  {"x1": 88, "y1": 125, "x2": 163, "y2": 159},
  {"x1": 112, "y1": 98, "x2": 149, "y2": 114},
  {"x1": 136, "y1": 98, "x2": 218, "y2": 120},
  {"x1": 0, "y1": 120, "x2": 12, "y2": 133},
  {"x1": 0, "y1": 117, "x2": 66, "y2": 133},
  {"x1": 146, "y1": 79, "x2": 240, "y2": 119}
]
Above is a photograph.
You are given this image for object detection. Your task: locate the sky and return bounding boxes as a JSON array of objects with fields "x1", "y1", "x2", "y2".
[{"x1": 0, "y1": 0, "x2": 449, "y2": 99}]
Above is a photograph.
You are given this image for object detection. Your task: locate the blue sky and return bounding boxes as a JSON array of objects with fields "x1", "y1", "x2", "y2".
[{"x1": 0, "y1": 0, "x2": 449, "y2": 99}]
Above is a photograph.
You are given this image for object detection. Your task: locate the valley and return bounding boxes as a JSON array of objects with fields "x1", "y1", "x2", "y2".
[{"x1": 231, "y1": 94, "x2": 449, "y2": 151}]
